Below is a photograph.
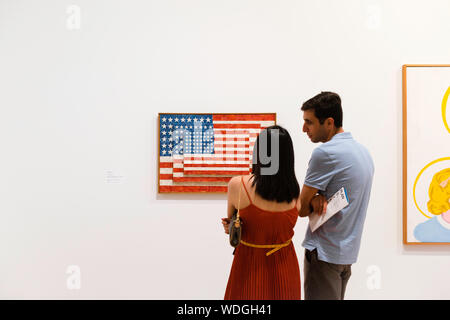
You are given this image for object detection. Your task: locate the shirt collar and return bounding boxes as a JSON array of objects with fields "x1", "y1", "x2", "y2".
[{"x1": 331, "y1": 132, "x2": 352, "y2": 141}]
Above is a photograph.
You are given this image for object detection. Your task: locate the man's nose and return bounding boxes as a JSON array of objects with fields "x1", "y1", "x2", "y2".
[{"x1": 302, "y1": 124, "x2": 307, "y2": 132}]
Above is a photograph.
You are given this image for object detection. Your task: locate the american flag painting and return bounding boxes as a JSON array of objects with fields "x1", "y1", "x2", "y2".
[{"x1": 158, "y1": 113, "x2": 276, "y2": 193}]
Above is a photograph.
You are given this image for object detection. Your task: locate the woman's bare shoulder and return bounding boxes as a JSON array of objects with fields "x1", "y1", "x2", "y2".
[
  {"x1": 229, "y1": 175, "x2": 253, "y2": 187},
  {"x1": 228, "y1": 176, "x2": 241, "y2": 189}
]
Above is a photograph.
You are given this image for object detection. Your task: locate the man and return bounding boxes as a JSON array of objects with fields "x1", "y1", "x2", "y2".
[{"x1": 298, "y1": 91, "x2": 374, "y2": 300}]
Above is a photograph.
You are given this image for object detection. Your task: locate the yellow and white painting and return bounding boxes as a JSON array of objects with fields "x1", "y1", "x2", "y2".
[{"x1": 404, "y1": 65, "x2": 450, "y2": 244}]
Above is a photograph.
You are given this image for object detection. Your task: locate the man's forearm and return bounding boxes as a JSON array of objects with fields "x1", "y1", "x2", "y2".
[{"x1": 299, "y1": 184, "x2": 320, "y2": 217}]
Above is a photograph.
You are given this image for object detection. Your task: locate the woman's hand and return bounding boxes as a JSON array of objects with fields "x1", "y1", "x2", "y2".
[{"x1": 222, "y1": 218, "x2": 230, "y2": 234}]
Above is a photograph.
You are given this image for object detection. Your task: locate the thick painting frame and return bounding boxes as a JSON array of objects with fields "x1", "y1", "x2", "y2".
[
  {"x1": 157, "y1": 113, "x2": 277, "y2": 194},
  {"x1": 402, "y1": 64, "x2": 450, "y2": 245}
]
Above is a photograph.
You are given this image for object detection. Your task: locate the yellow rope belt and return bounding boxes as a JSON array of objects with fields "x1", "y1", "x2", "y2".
[{"x1": 240, "y1": 239, "x2": 292, "y2": 256}]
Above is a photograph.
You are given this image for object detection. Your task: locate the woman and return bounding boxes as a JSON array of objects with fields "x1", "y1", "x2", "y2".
[
  {"x1": 222, "y1": 125, "x2": 302, "y2": 300},
  {"x1": 414, "y1": 168, "x2": 450, "y2": 242}
]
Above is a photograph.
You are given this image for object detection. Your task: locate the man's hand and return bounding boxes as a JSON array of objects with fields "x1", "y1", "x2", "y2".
[
  {"x1": 222, "y1": 218, "x2": 230, "y2": 234},
  {"x1": 311, "y1": 194, "x2": 328, "y2": 216}
]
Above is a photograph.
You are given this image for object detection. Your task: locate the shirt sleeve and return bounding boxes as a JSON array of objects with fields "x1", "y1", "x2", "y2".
[{"x1": 304, "y1": 147, "x2": 336, "y2": 191}]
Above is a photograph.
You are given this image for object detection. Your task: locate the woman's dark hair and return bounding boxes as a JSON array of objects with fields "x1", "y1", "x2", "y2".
[
  {"x1": 250, "y1": 125, "x2": 300, "y2": 203},
  {"x1": 301, "y1": 91, "x2": 343, "y2": 128}
]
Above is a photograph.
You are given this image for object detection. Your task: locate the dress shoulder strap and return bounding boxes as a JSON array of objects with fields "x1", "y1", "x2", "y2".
[{"x1": 241, "y1": 176, "x2": 253, "y2": 204}]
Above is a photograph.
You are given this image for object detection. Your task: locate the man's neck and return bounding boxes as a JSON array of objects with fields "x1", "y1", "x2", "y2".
[{"x1": 324, "y1": 127, "x2": 344, "y2": 142}]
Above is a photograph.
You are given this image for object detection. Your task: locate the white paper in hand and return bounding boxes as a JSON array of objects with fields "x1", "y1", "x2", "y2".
[{"x1": 309, "y1": 187, "x2": 349, "y2": 232}]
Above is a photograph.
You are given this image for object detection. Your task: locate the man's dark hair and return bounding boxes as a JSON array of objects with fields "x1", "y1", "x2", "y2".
[
  {"x1": 301, "y1": 91, "x2": 343, "y2": 128},
  {"x1": 251, "y1": 125, "x2": 300, "y2": 203}
]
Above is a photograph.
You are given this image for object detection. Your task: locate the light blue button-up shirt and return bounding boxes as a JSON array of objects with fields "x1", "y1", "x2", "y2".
[{"x1": 302, "y1": 132, "x2": 374, "y2": 264}]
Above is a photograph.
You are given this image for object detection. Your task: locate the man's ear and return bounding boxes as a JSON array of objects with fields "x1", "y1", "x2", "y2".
[{"x1": 326, "y1": 117, "x2": 334, "y2": 128}]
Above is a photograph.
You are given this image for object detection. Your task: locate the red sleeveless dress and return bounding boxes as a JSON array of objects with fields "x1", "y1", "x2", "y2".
[{"x1": 224, "y1": 177, "x2": 301, "y2": 300}]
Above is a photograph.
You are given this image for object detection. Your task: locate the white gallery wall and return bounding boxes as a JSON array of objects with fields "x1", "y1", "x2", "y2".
[{"x1": 1, "y1": 0, "x2": 449, "y2": 299}]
